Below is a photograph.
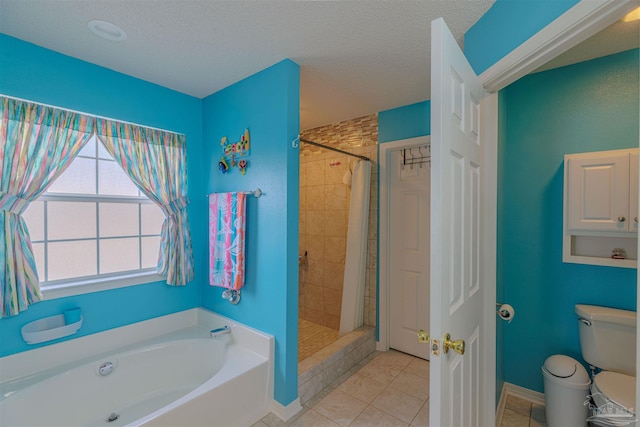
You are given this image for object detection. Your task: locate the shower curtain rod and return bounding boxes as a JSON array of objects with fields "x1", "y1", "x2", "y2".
[{"x1": 300, "y1": 138, "x2": 370, "y2": 161}]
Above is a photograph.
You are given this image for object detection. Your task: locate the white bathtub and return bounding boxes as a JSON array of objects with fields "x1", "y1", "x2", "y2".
[{"x1": 0, "y1": 308, "x2": 274, "y2": 427}]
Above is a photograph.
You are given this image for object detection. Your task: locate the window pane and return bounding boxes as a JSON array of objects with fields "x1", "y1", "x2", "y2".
[
  {"x1": 31, "y1": 242, "x2": 45, "y2": 280},
  {"x1": 99, "y1": 203, "x2": 139, "y2": 237},
  {"x1": 47, "y1": 157, "x2": 96, "y2": 194},
  {"x1": 97, "y1": 139, "x2": 112, "y2": 160},
  {"x1": 48, "y1": 201, "x2": 96, "y2": 240},
  {"x1": 78, "y1": 137, "x2": 96, "y2": 158},
  {"x1": 100, "y1": 238, "x2": 139, "y2": 274},
  {"x1": 48, "y1": 240, "x2": 97, "y2": 280},
  {"x1": 98, "y1": 160, "x2": 139, "y2": 196},
  {"x1": 23, "y1": 201, "x2": 45, "y2": 241},
  {"x1": 141, "y1": 236, "x2": 161, "y2": 269},
  {"x1": 141, "y1": 204, "x2": 164, "y2": 235}
]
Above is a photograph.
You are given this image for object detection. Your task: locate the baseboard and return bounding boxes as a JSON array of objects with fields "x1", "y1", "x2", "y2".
[
  {"x1": 505, "y1": 382, "x2": 545, "y2": 406},
  {"x1": 269, "y1": 398, "x2": 303, "y2": 422},
  {"x1": 495, "y1": 382, "x2": 546, "y2": 426},
  {"x1": 495, "y1": 383, "x2": 508, "y2": 427}
]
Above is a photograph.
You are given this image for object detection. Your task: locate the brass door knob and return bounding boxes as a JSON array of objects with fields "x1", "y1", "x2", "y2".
[
  {"x1": 618, "y1": 216, "x2": 626, "y2": 222},
  {"x1": 443, "y1": 333, "x2": 465, "y2": 355},
  {"x1": 417, "y1": 330, "x2": 430, "y2": 343}
]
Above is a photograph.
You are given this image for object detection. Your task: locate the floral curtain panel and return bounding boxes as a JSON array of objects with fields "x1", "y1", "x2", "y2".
[
  {"x1": 96, "y1": 119, "x2": 194, "y2": 286},
  {"x1": 0, "y1": 96, "x2": 94, "y2": 317}
]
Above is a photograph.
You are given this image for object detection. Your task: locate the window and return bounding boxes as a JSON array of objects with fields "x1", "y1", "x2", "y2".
[{"x1": 22, "y1": 136, "x2": 164, "y2": 296}]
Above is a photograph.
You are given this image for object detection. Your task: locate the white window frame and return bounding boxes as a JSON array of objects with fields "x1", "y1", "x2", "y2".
[{"x1": 26, "y1": 137, "x2": 166, "y2": 300}]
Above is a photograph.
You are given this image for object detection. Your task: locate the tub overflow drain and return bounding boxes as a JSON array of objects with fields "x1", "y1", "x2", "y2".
[{"x1": 107, "y1": 412, "x2": 119, "y2": 423}]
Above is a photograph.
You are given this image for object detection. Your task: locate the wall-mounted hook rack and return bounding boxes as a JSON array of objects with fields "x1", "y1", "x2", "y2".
[{"x1": 401, "y1": 144, "x2": 431, "y2": 170}]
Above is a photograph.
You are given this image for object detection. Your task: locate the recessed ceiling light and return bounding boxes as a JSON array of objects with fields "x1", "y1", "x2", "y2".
[
  {"x1": 88, "y1": 20, "x2": 127, "y2": 41},
  {"x1": 622, "y1": 6, "x2": 640, "y2": 22}
]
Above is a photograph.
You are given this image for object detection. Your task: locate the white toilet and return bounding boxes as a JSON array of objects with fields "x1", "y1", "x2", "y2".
[{"x1": 575, "y1": 304, "x2": 636, "y2": 426}]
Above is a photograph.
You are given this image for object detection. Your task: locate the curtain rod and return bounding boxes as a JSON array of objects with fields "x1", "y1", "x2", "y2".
[{"x1": 300, "y1": 138, "x2": 370, "y2": 161}]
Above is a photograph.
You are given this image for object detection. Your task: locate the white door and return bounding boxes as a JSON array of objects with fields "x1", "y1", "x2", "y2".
[
  {"x1": 389, "y1": 139, "x2": 430, "y2": 359},
  {"x1": 429, "y1": 17, "x2": 496, "y2": 427}
]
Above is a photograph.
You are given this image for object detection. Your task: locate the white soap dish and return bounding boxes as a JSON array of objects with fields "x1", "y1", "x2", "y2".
[{"x1": 21, "y1": 314, "x2": 83, "y2": 345}]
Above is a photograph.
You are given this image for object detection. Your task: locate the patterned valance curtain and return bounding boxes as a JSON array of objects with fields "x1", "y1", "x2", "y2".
[
  {"x1": 0, "y1": 96, "x2": 94, "y2": 317},
  {"x1": 96, "y1": 119, "x2": 194, "y2": 286}
]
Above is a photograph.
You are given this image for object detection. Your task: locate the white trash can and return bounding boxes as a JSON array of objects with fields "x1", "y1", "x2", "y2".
[{"x1": 542, "y1": 355, "x2": 591, "y2": 427}]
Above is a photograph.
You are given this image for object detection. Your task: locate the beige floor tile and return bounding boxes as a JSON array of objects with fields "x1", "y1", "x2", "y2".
[
  {"x1": 389, "y1": 371, "x2": 429, "y2": 401},
  {"x1": 411, "y1": 400, "x2": 429, "y2": 427},
  {"x1": 250, "y1": 421, "x2": 269, "y2": 427},
  {"x1": 303, "y1": 385, "x2": 336, "y2": 409},
  {"x1": 313, "y1": 389, "x2": 367, "y2": 427},
  {"x1": 371, "y1": 387, "x2": 424, "y2": 424},
  {"x1": 356, "y1": 362, "x2": 402, "y2": 385},
  {"x1": 403, "y1": 357, "x2": 430, "y2": 379},
  {"x1": 337, "y1": 372, "x2": 387, "y2": 403},
  {"x1": 506, "y1": 395, "x2": 532, "y2": 417},
  {"x1": 501, "y1": 408, "x2": 530, "y2": 427},
  {"x1": 369, "y1": 350, "x2": 414, "y2": 370},
  {"x1": 349, "y1": 406, "x2": 409, "y2": 427},
  {"x1": 259, "y1": 412, "x2": 289, "y2": 427},
  {"x1": 530, "y1": 404, "x2": 546, "y2": 422},
  {"x1": 289, "y1": 409, "x2": 341, "y2": 427},
  {"x1": 529, "y1": 418, "x2": 547, "y2": 427}
]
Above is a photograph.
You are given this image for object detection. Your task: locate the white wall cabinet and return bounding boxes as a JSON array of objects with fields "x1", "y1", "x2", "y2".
[{"x1": 564, "y1": 148, "x2": 638, "y2": 268}]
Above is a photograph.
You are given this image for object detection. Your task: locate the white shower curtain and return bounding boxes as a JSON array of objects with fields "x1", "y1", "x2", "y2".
[{"x1": 339, "y1": 160, "x2": 371, "y2": 335}]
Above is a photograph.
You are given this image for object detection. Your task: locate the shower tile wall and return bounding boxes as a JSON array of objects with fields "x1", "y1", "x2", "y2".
[{"x1": 299, "y1": 114, "x2": 378, "y2": 329}]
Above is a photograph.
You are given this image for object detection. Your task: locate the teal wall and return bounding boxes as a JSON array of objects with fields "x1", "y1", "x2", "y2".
[
  {"x1": 201, "y1": 60, "x2": 300, "y2": 405},
  {"x1": 464, "y1": 0, "x2": 579, "y2": 75},
  {"x1": 378, "y1": 101, "x2": 430, "y2": 142},
  {"x1": 0, "y1": 35, "x2": 301, "y2": 407},
  {"x1": 501, "y1": 49, "x2": 639, "y2": 392},
  {"x1": 0, "y1": 35, "x2": 203, "y2": 357}
]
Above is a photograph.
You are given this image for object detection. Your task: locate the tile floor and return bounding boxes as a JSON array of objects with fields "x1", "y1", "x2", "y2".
[
  {"x1": 255, "y1": 349, "x2": 430, "y2": 427},
  {"x1": 254, "y1": 348, "x2": 547, "y2": 427},
  {"x1": 299, "y1": 319, "x2": 339, "y2": 362},
  {"x1": 500, "y1": 395, "x2": 547, "y2": 427}
]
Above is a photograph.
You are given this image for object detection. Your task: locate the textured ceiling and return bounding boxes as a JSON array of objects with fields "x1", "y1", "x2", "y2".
[
  {"x1": 0, "y1": 0, "x2": 493, "y2": 129},
  {"x1": 1, "y1": 1, "x2": 636, "y2": 130}
]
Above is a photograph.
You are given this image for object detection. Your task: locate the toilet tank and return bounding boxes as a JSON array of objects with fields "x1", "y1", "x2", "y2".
[{"x1": 575, "y1": 304, "x2": 636, "y2": 376}]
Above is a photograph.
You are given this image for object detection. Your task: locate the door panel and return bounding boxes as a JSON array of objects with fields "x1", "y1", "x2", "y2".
[
  {"x1": 430, "y1": 17, "x2": 491, "y2": 426},
  {"x1": 567, "y1": 153, "x2": 629, "y2": 231},
  {"x1": 389, "y1": 145, "x2": 430, "y2": 359}
]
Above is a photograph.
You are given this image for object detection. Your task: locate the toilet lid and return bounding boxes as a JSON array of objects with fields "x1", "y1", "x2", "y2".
[{"x1": 593, "y1": 371, "x2": 636, "y2": 414}]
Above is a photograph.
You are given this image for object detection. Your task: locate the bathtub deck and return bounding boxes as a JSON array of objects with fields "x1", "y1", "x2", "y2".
[{"x1": 0, "y1": 308, "x2": 275, "y2": 427}]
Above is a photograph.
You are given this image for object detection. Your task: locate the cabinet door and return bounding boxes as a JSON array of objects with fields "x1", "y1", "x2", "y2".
[
  {"x1": 630, "y1": 152, "x2": 638, "y2": 232},
  {"x1": 567, "y1": 153, "x2": 629, "y2": 231}
]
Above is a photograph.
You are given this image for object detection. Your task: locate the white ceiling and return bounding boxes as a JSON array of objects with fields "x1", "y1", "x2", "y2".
[
  {"x1": 0, "y1": 0, "x2": 493, "y2": 130},
  {"x1": 1, "y1": 1, "x2": 637, "y2": 130}
]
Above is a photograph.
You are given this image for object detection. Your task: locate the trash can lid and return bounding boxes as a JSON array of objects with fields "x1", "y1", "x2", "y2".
[{"x1": 543, "y1": 355, "x2": 590, "y2": 385}]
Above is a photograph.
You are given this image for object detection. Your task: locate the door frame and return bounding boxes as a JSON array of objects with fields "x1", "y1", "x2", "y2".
[
  {"x1": 479, "y1": 0, "x2": 636, "y2": 91},
  {"x1": 376, "y1": 0, "x2": 637, "y2": 418},
  {"x1": 378, "y1": 136, "x2": 431, "y2": 351}
]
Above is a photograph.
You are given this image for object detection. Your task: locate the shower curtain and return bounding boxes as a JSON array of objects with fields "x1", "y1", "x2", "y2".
[{"x1": 339, "y1": 160, "x2": 372, "y2": 335}]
